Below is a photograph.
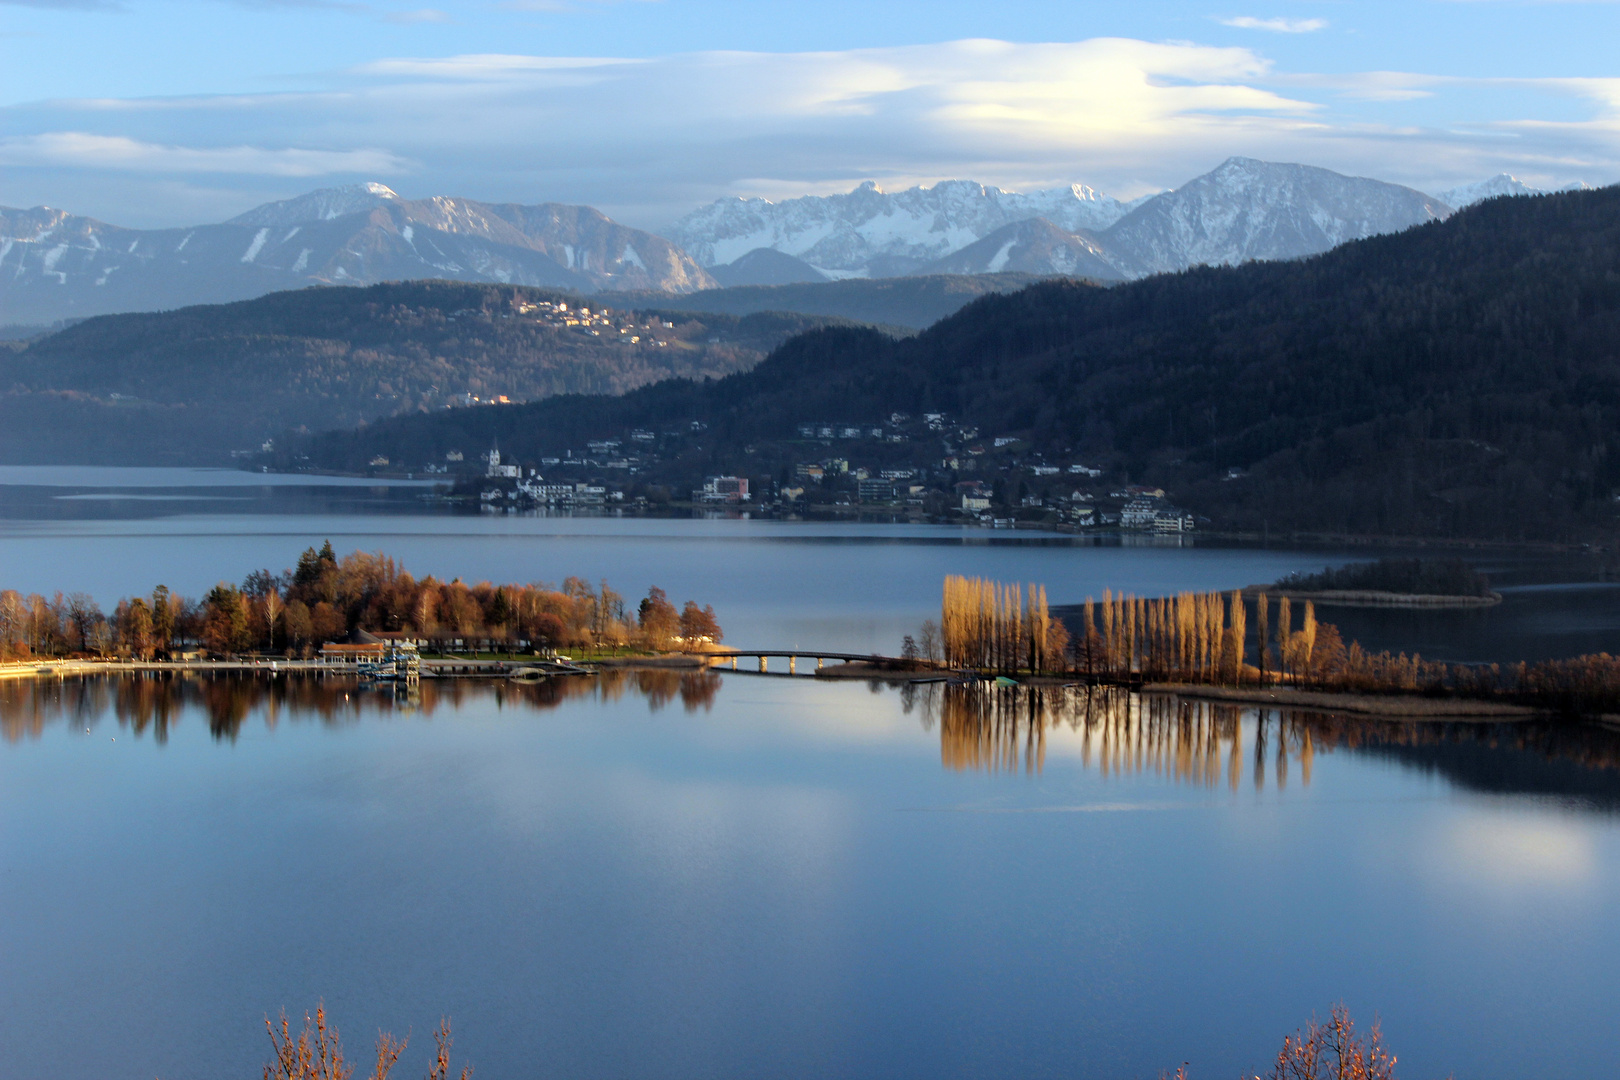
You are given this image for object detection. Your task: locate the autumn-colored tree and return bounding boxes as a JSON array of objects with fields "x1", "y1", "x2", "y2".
[
  {"x1": 526, "y1": 611, "x2": 567, "y2": 649},
  {"x1": 678, "y1": 600, "x2": 722, "y2": 644},
  {"x1": 1255, "y1": 592, "x2": 1270, "y2": 686},
  {"x1": 283, "y1": 600, "x2": 312, "y2": 651},
  {"x1": 202, "y1": 584, "x2": 251, "y2": 655},
  {"x1": 261, "y1": 590, "x2": 284, "y2": 651},
  {"x1": 151, "y1": 585, "x2": 174, "y2": 653},
  {"x1": 120, "y1": 597, "x2": 155, "y2": 659},
  {"x1": 310, "y1": 601, "x2": 347, "y2": 644},
  {"x1": 638, "y1": 587, "x2": 680, "y2": 649}
]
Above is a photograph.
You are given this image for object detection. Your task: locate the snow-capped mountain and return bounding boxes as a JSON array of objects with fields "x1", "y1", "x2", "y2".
[
  {"x1": 1433, "y1": 174, "x2": 1599, "y2": 209},
  {"x1": 1434, "y1": 174, "x2": 1543, "y2": 210},
  {"x1": 0, "y1": 189, "x2": 715, "y2": 325},
  {"x1": 228, "y1": 181, "x2": 402, "y2": 226},
  {"x1": 918, "y1": 218, "x2": 1122, "y2": 280},
  {"x1": 666, "y1": 159, "x2": 1450, "y2": 281},
  {"x1": 1101, "y1": 157, "x2": 1451, "y2": 277},
  {"x1": 665, "y1": 179, "x2": 1134, "y2": 278}
]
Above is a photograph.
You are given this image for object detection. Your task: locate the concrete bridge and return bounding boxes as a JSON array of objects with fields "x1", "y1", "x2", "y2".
[{"x1": 701, "y1": 649, "x2": 910, "y2": 676}]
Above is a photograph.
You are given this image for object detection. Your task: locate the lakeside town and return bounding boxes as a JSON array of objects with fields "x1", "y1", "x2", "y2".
[{"x1": 367, "y1": 407, "x2": 1200, "y2": 532}]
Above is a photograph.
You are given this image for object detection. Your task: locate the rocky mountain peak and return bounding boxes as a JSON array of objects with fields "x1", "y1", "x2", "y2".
[{"x1": 228, "y1": 183, "x2": 402, "y2": 227}]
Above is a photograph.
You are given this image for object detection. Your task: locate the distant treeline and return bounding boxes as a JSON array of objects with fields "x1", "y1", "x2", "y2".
[
  {"x1": 1278, "y1": 557, "x2": 1494, "y2": 597},
  {"x1": 0, "y1": 541, "x2": 721, "y2": 660}
]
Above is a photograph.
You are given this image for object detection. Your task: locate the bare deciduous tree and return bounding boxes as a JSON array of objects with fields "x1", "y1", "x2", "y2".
[{"x1": 260, "y1": 1003, "x2": 469, "y2": 1080}]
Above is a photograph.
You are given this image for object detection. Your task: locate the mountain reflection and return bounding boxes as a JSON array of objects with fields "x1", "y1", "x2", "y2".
[{"x1": 0, "y1": 668, "x2": 720, "y2": 743}]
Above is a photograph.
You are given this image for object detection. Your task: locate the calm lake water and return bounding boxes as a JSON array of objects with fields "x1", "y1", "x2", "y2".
[
  {"x1": 4, "y1": 673, "x2": 1620, "y2": 1080},
  {"x1": 0, "y1": 466, "x2": 1615, "y2": 660},
  {"x1": 4, "y1": 467, "x2": 1620, "y2": 1080}
]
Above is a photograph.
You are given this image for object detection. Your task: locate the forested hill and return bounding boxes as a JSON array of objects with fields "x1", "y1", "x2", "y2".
[
  {"x1": 0, "y1": 280, "x2": 859, "y2": 463},
  {"x1": 297, "y1": 185, "x2": 1620, "y2": 542},
  {"x1": 597, "y1": 272, "x2": 1055, "y2": 330}
]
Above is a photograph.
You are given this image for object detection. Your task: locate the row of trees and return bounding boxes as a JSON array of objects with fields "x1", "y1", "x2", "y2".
[
  {"x1": 928, "y1": 576, "x2": 1620, "y2": 715},
  {"x1": 938, "y1": 576, "x2": 1070, "y2": 673},
  {"x1": 934, "y1": 580, "x2": 1314, "y2": 684},
  {"x1": 0, "y1": 543, "x2": 722, "y2": 660},
  {"x1": 1068, "y1": 589, "x2": 1329, "y2": 686}
]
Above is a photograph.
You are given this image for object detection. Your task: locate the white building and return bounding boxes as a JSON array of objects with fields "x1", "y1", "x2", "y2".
[{"x1": 484, "y1": 448, "x2": 519, "y2": 479}]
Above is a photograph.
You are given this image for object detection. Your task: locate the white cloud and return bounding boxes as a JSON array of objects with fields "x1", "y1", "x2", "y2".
[
  {"x1": 1219, "y1": 15, "x2": 1329, "y2": 33},
  {"x1": 1278, "y1": 71, "x2": 1447, "y2": 102},
  {"x1": 0, "y1": 132, "x2": 410, "y2": 176},
  {"x1": 383, "y1": 7, "x2": 450, "y2": 22},
  {"x1": 0, "y1": 36, "x2": 1615, "y2": 228},
  {"x1": 355, "y1": 53, "x2": 642, "y2": 78}
]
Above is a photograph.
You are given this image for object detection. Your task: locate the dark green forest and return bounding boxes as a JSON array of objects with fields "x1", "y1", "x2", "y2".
[
  {"x1": 298, "y1": 186, "x2": 1620, "y2": 542},
  {"x1": 0, "y1": 281, "x2": 855, "y2": 462},
  {"x1": 599, "y1": 272, "x2": 1051, "y2": 330}
]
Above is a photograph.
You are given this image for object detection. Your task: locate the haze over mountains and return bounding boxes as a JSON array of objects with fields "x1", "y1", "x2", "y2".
[
  {"x1": 0, "y1": 186, "x2": 715, "y2": 325},
  {"x1": 0, "y1": 158, "x2": 1590, "y2": 328}
]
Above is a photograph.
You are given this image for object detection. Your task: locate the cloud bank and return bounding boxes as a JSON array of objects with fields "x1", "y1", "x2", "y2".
[{"x1": 1, "y1": 36, "x2": 1615, "y2": 229}]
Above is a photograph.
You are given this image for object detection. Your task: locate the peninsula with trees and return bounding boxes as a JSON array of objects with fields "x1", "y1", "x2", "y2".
[{"x1": 0, "y1": 542, "x2": 721, "y2": 661}]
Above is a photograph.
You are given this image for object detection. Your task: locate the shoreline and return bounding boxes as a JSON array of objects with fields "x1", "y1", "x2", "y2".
[
  {"x1": 48, "y1": 465, "x2": 1610, "y2": 553},
  {"x1": 0, "y1": 656, "x2": 1577, "y2": 723},
  {"x1": 1141, "y1": 682, "x2": 1537, "y2": 719},
  {"x1": 1237, "y1": 586, "x2": 1502, "y2": 609}
]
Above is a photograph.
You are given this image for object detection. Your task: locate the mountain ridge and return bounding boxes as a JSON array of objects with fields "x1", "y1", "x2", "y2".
[
  {"x1": 662, "y1": 158, "x2": 1452, "y2": 281},
  {"x1": 0, "y1": 194, "x2": 715, "y2": 325},
  {"x1": 289, "y1": 185, "x2": 1620, "y2": 543},
  {"x1": 0, "y1": 160, "x2": 1589, "y2": 328},
  {"x1": 0, "y1": 280, "x2": 852, "y2": 463}
]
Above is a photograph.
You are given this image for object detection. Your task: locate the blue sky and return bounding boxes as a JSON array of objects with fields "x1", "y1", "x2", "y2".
[{"x1": 2, "y1": 0, "x2": 1617, "y2": 229}]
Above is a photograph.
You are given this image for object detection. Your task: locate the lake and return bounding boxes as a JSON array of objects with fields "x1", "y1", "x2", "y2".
[
  {"x1": 0, "y1": 467, "x2": 1615, "y2": 660},
  {"x1": 4, "y1": 673, "x2": 1620, "y2": 1080},
  {"x1": 3, "y1": 467, "x2": 1620, "y2": 1080}
]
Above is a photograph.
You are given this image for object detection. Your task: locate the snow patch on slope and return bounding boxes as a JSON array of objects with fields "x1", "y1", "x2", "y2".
[
  {"x1": 986, "y1": 239, "x2": 1016, "y2": 273},
  {"x1": 241, "y1": 228, "x2": 270, "y2": 263}
]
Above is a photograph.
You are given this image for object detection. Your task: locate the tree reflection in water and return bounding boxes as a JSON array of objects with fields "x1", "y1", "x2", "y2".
[
  {"x1": 918, "y1": 682, "x2": 1620, "y2": 803},
  {"x1": 5, "y1": 673, "x2": 1620, "y2": 806},
  {"x1": 0, "y1": 668, "x2": 721, "y2": 743}
]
